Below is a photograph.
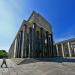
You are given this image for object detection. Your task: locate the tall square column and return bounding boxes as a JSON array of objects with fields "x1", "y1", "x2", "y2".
[
  {"x1": 21, "y1": 26, "x2": 25, "y2": 58},
  {"x1": 67, "y1": 42, "x2": 72, "y2": 57},
  {"x1": 50, "y1": 34, "x2": 54, "y2": 56},
  {"x1": 56, "y1": 44, "x2": 59, "y2": 56},
  {"x1": 29, "y1": 27, "x2": 33, "y2": 57},
  {"x1": 14, "y1": 39, "x2": 17, "y2": 58},
  {"x1": 21, "y1": 25, "x2": 27, "y2": 58},
  {"x1": 61, "y1": 43, "x2": 65, "y2": 57}
]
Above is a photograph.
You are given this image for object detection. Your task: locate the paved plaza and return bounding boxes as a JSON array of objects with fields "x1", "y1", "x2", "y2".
[{"x1": 0, "y1": 59, "x2": 75, "y2": 75}]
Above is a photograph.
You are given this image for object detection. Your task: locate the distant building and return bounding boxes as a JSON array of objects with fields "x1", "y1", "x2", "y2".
[
  {"x1": 54, "y1": 38, "x2": 75, "y2": 57},
  {"x1": 9, "y1": 11, "x2": 55, "y2": 58}
]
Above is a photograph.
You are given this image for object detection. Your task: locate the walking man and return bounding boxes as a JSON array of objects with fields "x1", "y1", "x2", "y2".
[{"x1": 1, "y1": 58, "x2": 7, "y2": 68}]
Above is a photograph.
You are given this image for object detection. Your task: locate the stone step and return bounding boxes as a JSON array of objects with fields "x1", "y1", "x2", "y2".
[
  {"x1": 11, "y1": 58, "x2": 25, "y2": 65},
  {"x1": 12, "y1": 58, "x2": 40, "y2": 65},
  {"x1": 12, "y1": 57, "x2": 75, "y2": 65},
  {"x1": 11, "y1": 57, "x2": 64, "y2": 65}
]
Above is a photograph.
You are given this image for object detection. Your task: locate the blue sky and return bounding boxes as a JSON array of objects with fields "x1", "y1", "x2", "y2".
[{"x1": 0, "y1": 0, "x2": 75, "y2": 51}]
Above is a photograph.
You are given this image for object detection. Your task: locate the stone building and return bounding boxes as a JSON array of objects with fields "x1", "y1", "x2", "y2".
[
  {"x1": 9, "y1": 11, "x2": 55, "y2": 58},
  {"x1": 54, "y1": 38, "x2": 75, "y2": 57}
]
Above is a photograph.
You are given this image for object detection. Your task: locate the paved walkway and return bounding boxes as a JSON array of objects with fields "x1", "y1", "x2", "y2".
[{"x1": 0, "y1": 59, "x2": 75, "y2": 75}]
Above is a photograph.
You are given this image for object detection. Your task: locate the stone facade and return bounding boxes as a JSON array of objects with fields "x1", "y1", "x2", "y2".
[
  {"x1": 9, "y1": 11, "x2": 54, "y2": 58},
  {"x1": 54, "y1": 38, "x2": 75, "y2": 57}
]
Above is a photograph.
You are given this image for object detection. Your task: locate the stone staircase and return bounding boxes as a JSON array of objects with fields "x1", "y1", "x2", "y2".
[
  {"x1": 12, "y1": 58, "x2": 40, "y2": 65},
  {"x1": 11, "y1": 58, "x2": 25, "y2": 65},
  {"x1": 12, "y1": 57, "x2": 75, "y2": 65},
  {"x1": 11, "y1": 57, "x2": 63, "y2": 65}
]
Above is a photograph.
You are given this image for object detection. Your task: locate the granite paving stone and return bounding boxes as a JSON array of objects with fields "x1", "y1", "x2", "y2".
[{"x1": 0, "y1": 59, "x2": 75, "y2": 75}]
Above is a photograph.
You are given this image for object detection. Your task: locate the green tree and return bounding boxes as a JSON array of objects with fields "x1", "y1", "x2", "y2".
[{"x1": 0, "y1": 50, "x2": 8, "y2": 58}]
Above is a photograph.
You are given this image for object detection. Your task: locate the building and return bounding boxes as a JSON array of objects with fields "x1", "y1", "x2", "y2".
[
  {"x1": 9, "y1": 11, "x2": 55, "y2": 58},
  {"x1": 54, "y1": 38, "x2": 75, "y2": 57}
]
